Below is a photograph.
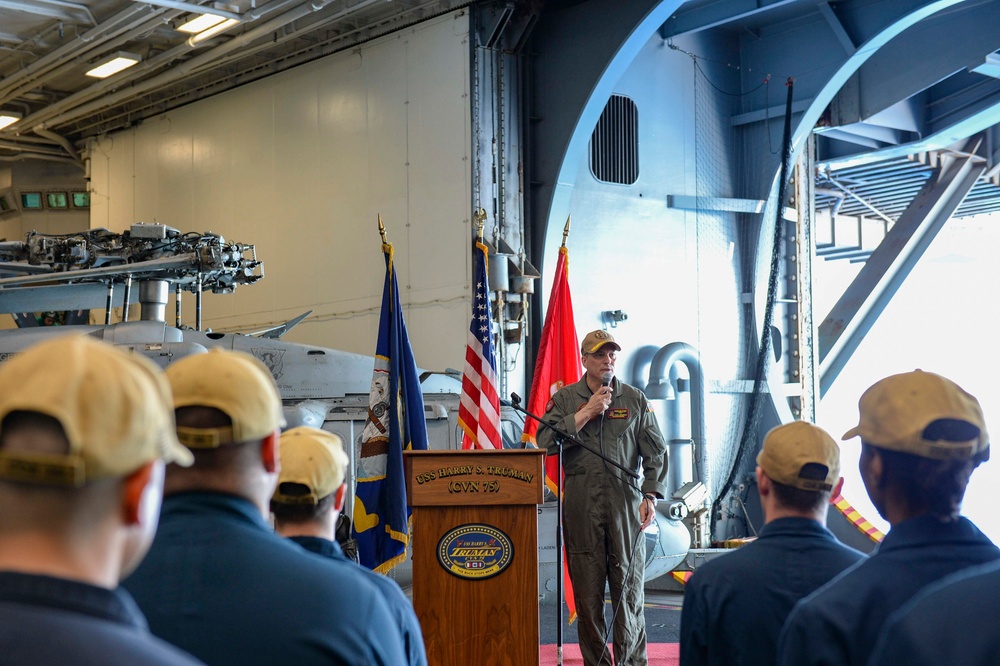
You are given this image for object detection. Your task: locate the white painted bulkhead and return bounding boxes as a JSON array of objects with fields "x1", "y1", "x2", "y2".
[{"x1": 87, "y1": 10, "x2": 474, "y2": 375}]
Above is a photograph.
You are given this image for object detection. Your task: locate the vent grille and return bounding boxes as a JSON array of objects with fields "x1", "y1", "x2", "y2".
[{"x1": 590, "y1": 94, "x2": 639, "y2": 185}]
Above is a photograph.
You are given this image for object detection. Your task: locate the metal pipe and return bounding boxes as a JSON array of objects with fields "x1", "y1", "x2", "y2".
[
  {"x1": 0, "y1": 0, "x2": 96, "y2": 26},
  {"x1": 137, "y1": 0, "x2": 243, "y2": 21},
  {"x1": 121, "y1": 274, "x2": 133, "y2": 322},
  {"x1": 32, "y1": 128, "x2": 81, "y2": 166},
  {"x1": 0, "y1": 140, "x2": 71, "y2": 156},
  {"x1": 666, "y1": 357, "x2": 694, "y2": 497},
  {"x1": 195, "y1": 273, "x2": 203, "y2": 331},
  {"x1": 644, "y1": 342, "x2": 707, "y2": 494},
  {"x1": 175, "y1": 283, "x2": 182, "y2": 328},
  {"x1": 138, "y1": 279, "x2": 169, "y2": 322},
  {"x1": 104, "y1": 281, "x2": 114, "y2": 325}
]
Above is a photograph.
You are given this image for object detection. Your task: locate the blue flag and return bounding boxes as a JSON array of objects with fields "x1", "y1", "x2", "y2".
[{"x1": 353, "y1": 239, "x2": 429, "y2": 573}]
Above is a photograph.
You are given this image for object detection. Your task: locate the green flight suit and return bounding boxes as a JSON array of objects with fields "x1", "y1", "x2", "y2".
[{"x1": 539, "y1": 376, "x2": 668, "y2": 666}]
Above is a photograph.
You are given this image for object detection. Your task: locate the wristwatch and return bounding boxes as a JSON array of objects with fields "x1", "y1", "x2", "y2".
[{"x1": 643, "y1": 493, "x2": 658, "y2": 506}]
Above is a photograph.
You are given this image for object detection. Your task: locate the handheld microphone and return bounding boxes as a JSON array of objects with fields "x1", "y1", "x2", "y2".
[
  {"x1": 510, "y1": 392, "x2": 522, "y2": 407},
  {"x1": 600, "y1": 372, "x2": 613, "y2": 420}
]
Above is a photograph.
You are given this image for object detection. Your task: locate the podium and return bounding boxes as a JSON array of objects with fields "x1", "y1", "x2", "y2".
[{"x1": 404, "y1": 448, "x2": 544, "y2": 666}]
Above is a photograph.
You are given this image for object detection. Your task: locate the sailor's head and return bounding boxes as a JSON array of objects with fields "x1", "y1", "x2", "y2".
[
  {"x1": 167, "y1": 349, "x2": 286, "y2": 451},
  {"x1": 843, "y1": 370, "x2": 988, "y2": 522},
  {"x1": 164, "y1": 349, "x2": 286, "y2": 511},
  {"x1": 580, "y1": 329, "x2": 621, "y2": 383},
  {"x1": 270, "y1": 426, "x2": 348, "y2": 530},
  {"x1": 756, "y1": 421, "x2": 843, "y2": 516},
  {"x1": 0, "y1": 336, "x2": 191, "y2": 579},
  {"x1": 757, "y1": 421, "x2": 841, "y2": 492}
]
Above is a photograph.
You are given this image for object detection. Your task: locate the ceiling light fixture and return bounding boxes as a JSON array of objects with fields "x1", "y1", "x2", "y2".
[
  {"x1": 85, "y1": 52, "x2": 141, "y2": 79},
  {"x1": 187, "y1": 18, "x2": 240, "y2": 46},
  {"x1": 0, "y1": 111, "x2": 22, "y2": 130},
  {"x1": 177, "y1": 13, "x2": 227, "y2": 34}
]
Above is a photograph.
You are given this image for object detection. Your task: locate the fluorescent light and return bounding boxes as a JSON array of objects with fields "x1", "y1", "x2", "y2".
[
  {"x1": 187, "y1": 18, "x2": 239, "y2": 45},
  {"x1": 177, "y1": 13, "x2": 227, "y2": 34},
  {"x1": 85, "y1": 52, "x2": 141, "y2": 79},
  {"x1": 0, "y1": 111, "x2": 22, "y2": 130}
]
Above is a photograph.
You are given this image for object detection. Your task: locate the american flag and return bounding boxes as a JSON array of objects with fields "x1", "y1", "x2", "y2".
[{"x1": 458, "y1": 241, "x2": 502, "y2": 449}]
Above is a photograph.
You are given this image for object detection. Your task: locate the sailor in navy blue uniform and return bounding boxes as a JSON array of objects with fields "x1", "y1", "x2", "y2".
[
  {"x1": 777, "y1": 370, "x2": 997, "y2": 666},
  {"x1": 680, "y1": 421, "x2": 865, "y2": 666},
  {"x1": 124, "y1": 349, "x2": 405, "y2": 666},
  {"x1": 271, "y1": 426, "x2": 427, "y2": 666},
  {"x1": 868, "y1": 557, "x2": 1000, "y2": 665},
  {"x1": 0, "y1": 336, "x2": 200, "y2": 665}
]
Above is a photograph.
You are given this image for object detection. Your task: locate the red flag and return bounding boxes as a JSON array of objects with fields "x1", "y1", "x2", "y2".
[
  {"x1": 522, "y1": 243, "x2": 580, "y2": 621},
  {"x1": 459, "y1": 242, "x2": 502, "y2": 450}
]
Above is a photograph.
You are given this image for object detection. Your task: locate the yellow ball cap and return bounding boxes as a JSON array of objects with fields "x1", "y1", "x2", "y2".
[
  {"x1": 842, "y1": 370, "x2": 988, "y2": 460},
  {"x1": 0, "y1": 336, "x2": 192, "y2": 487},
  {"x1": 756, "y1": 421, "x2": 840, "y2": 492},
  {"x1": 273, "y1": 427, "x2": 348, "y2": 505},
  {"x1": 166, "y1": 349, "x2": 286, "y2": 449},
  {"x1": 581, "y1": 329, "x2": 621, "y2": 355}
]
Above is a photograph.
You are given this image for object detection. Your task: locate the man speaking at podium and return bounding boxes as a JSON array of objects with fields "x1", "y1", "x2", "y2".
[{"x1": 538, "y1": 329, "x2": 668, "y2": 666}]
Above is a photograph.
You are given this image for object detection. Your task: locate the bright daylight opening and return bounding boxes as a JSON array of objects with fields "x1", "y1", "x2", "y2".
[{"x1": 815, "y1": 213, "x2": 1000, "y2": 541}]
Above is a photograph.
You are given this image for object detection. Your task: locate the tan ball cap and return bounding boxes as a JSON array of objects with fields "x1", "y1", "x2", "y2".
[
  {"x1": 581, "y1": 329, "x2": 621, "y2": 355},
  {"x1": 0, "y1": 335, "x2": 192, "y2": 487},
  {"x1": 166, "y1": 348, "x2": 286, "y2": 449},
  {"x1": 842, "y1": 370, "x2": 988, "y2": 460},
  {"x1": 756, "y1": 421, "x2": 840, "y2": 492},
  {"x1": 273, "y1": 426, "x2": 348, "y2": 505}
]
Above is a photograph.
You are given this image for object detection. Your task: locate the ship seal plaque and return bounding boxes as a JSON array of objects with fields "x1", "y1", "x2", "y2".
[{"x1": 437, "y1": 523, "x2": 514, "y2": 580}]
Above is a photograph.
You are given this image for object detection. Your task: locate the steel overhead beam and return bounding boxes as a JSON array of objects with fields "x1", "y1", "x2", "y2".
[
  {"x1": 138, "y1": 0, "x2": 243, "y2": 20},
  {"x1": 817, "y1": 136, "x2": 987, "y2": 396},
  {"x1": 817, "y1": 128, "x2": 887, "y2": 150},
  {"x1": 730, "y1": 99, "x2": 813, "y2": 127},
  {"x1": 825, "y1": 122, "x2": 908, "y2": 145},
  {"x1": 823, "y1": 176, "x2": 895, "y2": 225},
  {"x1": 659, "y1": 0, "x2": 800, "y2": 38},
  {"x1": 828, "y1": 3, "x2": 1000, "y2": 130},
  {"x1": 666, "y1": 195, "x2": 764, "y2": 213},
  {"x1": 817, "y1": 1, "x2": 855, "y2": 54},
  {"x1": 0, "y1": 0, "x2": 93, "y2": 23}
]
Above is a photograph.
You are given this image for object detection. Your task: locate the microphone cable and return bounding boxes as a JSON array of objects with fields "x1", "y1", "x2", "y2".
[{"x1": 599, "y1": 522, "x2": 646, "y2": 665}]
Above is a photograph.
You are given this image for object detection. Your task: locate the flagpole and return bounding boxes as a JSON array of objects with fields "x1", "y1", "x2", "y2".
[
  {"x1": 473, "y1": 207, "x2": 486, "y2": 247},
  {"x1": 557, "y1": 214, "x2": 570, "y2": 666},
  {"x1": 355, "y1": 214, "x2": 429, "y2": 574},
  {"x1": 459, "y1": 209, "x2": 503, "y2": 450},
  {"x1": 378, "y1": 213, "x2": 388, "y2": 245}
]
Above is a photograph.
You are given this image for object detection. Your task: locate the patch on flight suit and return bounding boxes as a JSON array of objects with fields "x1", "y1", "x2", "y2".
[{"x1": 606, "y1": 408, "x2": 629, "y2": 419}]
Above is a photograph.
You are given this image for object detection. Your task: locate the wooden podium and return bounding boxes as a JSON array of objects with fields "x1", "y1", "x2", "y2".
[{"x1": 404, "y1": 448, "x2": 544, "y2": 666}]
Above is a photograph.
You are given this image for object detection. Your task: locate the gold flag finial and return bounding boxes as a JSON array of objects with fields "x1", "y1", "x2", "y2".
[
  {"x1": 561, "y1": 215, "x2": 571, "y2": 248},
  {"x1": 378, "y1": 214, "x2": 388, "y2": 245},
  {"x1": 473, "y1": 208, "x2": 487, "y2": 243}
]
